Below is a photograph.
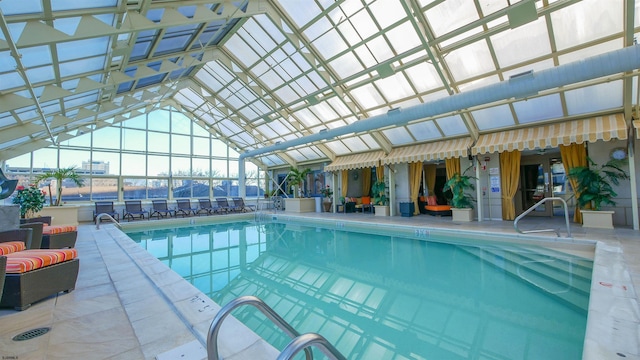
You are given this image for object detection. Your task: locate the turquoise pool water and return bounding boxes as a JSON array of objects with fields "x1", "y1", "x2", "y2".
[{"x1": 126, "y1": 221, "x2": 593, "y2": 360}]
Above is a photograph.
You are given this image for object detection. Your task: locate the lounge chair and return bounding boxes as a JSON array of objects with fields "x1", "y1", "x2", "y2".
[
  {"x1": 215, "y1": 198, "x2": 232, "y2": 213},
  {"x1": 21, "y1": 216, "x2": 76, "y2": 249},
  {"x1": 150, "y1": 199, "x2": 175, "y2": 219},
  {"x1": 0, "y1": 229, "x2": 79, "y2": 311},
  {"x1": 424, "y1": 195, "x2": 452, "y2": 216},
  {"x1": 93, "y1": 201, "x2": 120, "y2": 224},
  {"x1": 175, "y1": 199, "x2": 197, "y2": 217},
  {"x1": 232, "y1": 197, "x2": 256, "y2": 212},
  {"x1": 0, "y1": 256, "x2": 5, "y2": 301},
  {"x1": 197, "y1": 198, "x2": 218, "y2": 215},
  {"x1": 123, "y1": 200, "x2": 149, "y2": 221}
]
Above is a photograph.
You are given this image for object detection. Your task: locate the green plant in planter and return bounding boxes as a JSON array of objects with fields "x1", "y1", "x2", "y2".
[
  {"x1": 568, "y1": 157, "x2": 629, "y2": 211},
  {"x1": 287, "y1": 167, "x2": 311, "y2": 198},
  {"x1": 443, "y1": 166, "x2": 476, "y2": 209},
  {"x1": 34, "y1": 166, "x2": 85, "y2": 206},
  {"x1": 372, "y1": 180, "x2": 388, "y2": 205}
]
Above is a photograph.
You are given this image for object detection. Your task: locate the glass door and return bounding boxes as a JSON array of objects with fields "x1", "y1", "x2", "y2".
[{"x1": 520, "y1": 158, "x2": 552, "y2": 217}]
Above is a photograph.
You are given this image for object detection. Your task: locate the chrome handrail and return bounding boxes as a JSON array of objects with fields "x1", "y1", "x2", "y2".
[
  {"x1": 514, "y1": 197, "x2": 571, "y2": 238},
  {"x1": 277, "y1": 333, "x2": 347, "y2": 360},
  {"x1": 95, "y1": 213, "x2": 121, "y2": 229},
  {"x1": 208, "y1": 296, "x2": 346, "y2": 360}
]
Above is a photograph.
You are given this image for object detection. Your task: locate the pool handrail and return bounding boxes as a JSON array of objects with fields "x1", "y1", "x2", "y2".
[
  {"x1": 514, "y1": 197, "x2": 571, "y2": 238},
  {"x1": 207, "y1": 295, "x2": 346, "y2": 360},
  {"x1": 95, "y1": 213, "x2": 121, "y2": 229}
]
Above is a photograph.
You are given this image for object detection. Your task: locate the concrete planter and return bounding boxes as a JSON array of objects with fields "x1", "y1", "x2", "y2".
[
  {"x1": 581, "y1": 210, "x2": 614, "y2": 229},
  {"x1": 38, "y1": 205, "x2": 79, "y2": 226},
  {"x1": 451, "y1": 208, "x2": 474, "y2": 222},
  {"x1": 284, "y1": 198, "x2": 315, "y2": 213},
  {"x1": 374, "y1": 205, "x2": 389, "y2": 216}
]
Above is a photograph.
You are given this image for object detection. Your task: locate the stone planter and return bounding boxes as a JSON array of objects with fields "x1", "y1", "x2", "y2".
[
  {"x1": 322, "y1": 200, "x2": 333, "y2": 212},
  {"x1": 451, "y1": 208, "x2": 473, "y2": 222},
  {"x1": 581, "y1": 210, "x2": 614, "y2": 229},
  {"x1": 37, "y1": 205, "x2": 79, "y2": 225},
  {"x1": 284, "y1": 198, "x2": 315, "y2": 213},
  {"x1": 374, "y1": 205, "x2": 389, "y2": 216}
]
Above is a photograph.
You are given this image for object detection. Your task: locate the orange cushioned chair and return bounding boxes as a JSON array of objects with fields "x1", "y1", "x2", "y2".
[
  {"x1": 42, "y1": 225, "x2": 78, "y2": 249},
  {"x1": 424, "y1": 195, "x2": 452, "y2": 217},
  {"x1": 0, "y1": 229, "x2": 79, "y2": 311}
]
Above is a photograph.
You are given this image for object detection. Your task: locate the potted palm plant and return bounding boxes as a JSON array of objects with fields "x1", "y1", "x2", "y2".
[
  {"x1": 372, "y1": 180, "x2": 389, "y2": 216},
  {"x1": 287, "y1": 167, "x2": 311, "y2": 198},
  {"x1": 443, "y1": 166, "x2": 476, "y2": 222},
  {"x1": 33, "y1": 166, "x2": 85, "y2": 225},
  {"x1": 284, "y1": 167, "x2": 314, "y2": 212},
  {"x1": 568, "y1": 157, "x2": 629, "y2": 229}
]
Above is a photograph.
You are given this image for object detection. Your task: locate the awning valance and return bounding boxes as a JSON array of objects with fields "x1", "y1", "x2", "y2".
[
  {"x1": 382, "y1": 137, "x2": 473, "y2": 165},
  {"x1": 324, "y1": 150, "x2": 385, "y2": 172},
  {"x1": 473, "y1": 114, "x2": 627, "y2": 154}
]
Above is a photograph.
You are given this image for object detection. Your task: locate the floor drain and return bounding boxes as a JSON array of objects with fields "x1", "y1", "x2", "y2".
[{"x1": 12, "y1": 327, "x2": 51, "y2": 341}]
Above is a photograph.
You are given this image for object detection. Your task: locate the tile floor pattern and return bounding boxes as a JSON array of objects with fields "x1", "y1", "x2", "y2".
[{"x1": 0, "y1": 211, "x2": 638, "y2": 360}]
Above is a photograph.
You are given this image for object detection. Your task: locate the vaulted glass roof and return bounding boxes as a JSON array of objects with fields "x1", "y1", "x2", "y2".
[{"x1": 0, "y1": 0, "x2": 638, "y2": 168}]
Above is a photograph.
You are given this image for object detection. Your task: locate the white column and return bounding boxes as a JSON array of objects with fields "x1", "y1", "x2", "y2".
[
  {"x1": 629, "y1": 140, "x2": 638, "y2": 230},
  {"x1": 475, "y1": 158, "x2": 483, "y2": 222},
  {"x1": 238, "y1": 159, "x2": 246, "y2": 198}
]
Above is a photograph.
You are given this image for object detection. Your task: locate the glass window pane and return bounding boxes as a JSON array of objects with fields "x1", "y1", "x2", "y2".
[
  {"x1": 193, "y1": 137, "x2": 210, "y2": 156},
  {"x1": 90, "y1": 177, "x2": 117, "y2": 201},
  {"x1": 59, "y1": 178, "x2": 91, "y2": 203},
  {"x1": 172, "y1": 134, "x2": 191, "y2": 155},
  {"x1": 148, "y1": 155, "x2": 169, "y2": 176},
  {"x1": 93, "y1": 127, "x2": 121, "y2": 149},
  {"x1": 122, "y1": 114, "x2": 147, "y2": 129},
  {"x1": 212, "y1": 139, "x2": 228, "y2": 156},
  {"x1": 92, "y1": 151, "x2": 120, "y2": 176},
  {"x1": 212, "y1": 159, "x2": 227, "y2": 177},
  {"x1": 124, "y1": 178, "x2": 147, "y2": 200},
  {"x1": 33, "y1": 148, "x2": 58, "y2": 169},
  {"x1": 122, "y1": 153, "x2": 146, "y2": 176},
  {"x1": 123, "y1": 128, "x2": 146, "y2": 151},
  {"x1": 148, "y1": 132, "x2": 170, "y2": 153},
  {"x1": 192, "y1": 179, "x2": 210, "y2": 198},
  {"x1": 192, "y1": 158, "x2": 210, "y2": 176},
  {"x1": 148, "y1": 110, "x2": 170, "y2": 132},
  {"x1": 172, "y1": 179, "x2": 192, "y2": 198},
  {"x1": 171, "y1": 111, "x2": 192, "y2": 134},
  {"x1": 172, "y1": 156, "x2": 191, "y2": 176},
  {"x1": 148, "y1": 178, "x2": 169, "y2": 199}
]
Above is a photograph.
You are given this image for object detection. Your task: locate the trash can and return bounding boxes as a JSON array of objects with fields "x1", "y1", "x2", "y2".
[
  {"x1": 314, "y1": 196, "x2": 322, "y2": 213},
  {"x1": 400, "y1": 202, "x2": 415, "y2": 217}
]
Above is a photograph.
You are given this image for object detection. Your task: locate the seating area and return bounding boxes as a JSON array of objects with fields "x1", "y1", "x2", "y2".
[
  {"x1": 94, "y1": 201, "x2": 119, "y2": 224},
  {"x1": 21, "y1": 216, "x2": 78, "y2": 249},
  {"x1": 100, "y1": 198, "x2": 259, "y2": 221},
  {"x1": 421, "y1": 196, "x2": 452, "y2": 217},
  {"x1": 0, "y1": 228, "x2": 79, "y2": 311}
]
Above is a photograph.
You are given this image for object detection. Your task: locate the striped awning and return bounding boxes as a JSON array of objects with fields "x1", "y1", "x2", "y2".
[
  {"x1": 473, "y1": 114, "x2": 627, "y2": 154},
  {"x1": 324, "y1": 150, "x2": 385, "y2": 172},
  {"x1": 382, "y1": 137, "x2": 473, "y2": 165},
  {"x1": 633, "y1": 119, "x2": 640, "y2": 139}
]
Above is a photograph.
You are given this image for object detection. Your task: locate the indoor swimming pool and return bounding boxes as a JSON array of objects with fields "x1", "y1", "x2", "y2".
[{"x1": 125, "y1": 220, "x2": 593, "y2": 360}]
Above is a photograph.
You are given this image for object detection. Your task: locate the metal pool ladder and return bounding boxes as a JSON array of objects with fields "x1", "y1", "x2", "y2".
[
  {"x1": 207, "y1": 295, "x2": 346, "y2": 360},
  {"x1": 514, "y1": 197, "x2": 572, "y2": 238}
]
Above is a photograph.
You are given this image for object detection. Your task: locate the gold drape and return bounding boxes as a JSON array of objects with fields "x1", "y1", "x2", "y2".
[
  {"x1": 376, "y1": 164, "x2": 384, "y2": 182},
  {"x1": 445, "y1": 158, "x2": 460, "y2": 180},
  {"x1": 424, "y1": 164, "x2": 437, "y2": 196},
  {"x1": 499, "y1": 150, "x2": 521, "y2": 220},
  {"x1": 409, "y1": 162, "x2": 423, "y2": 215},
  {"x1": 341, "y1": 170, "x2": 349, "y2": 198},
  {"x1": 362, "y1": 167, "x2": 372, "y2": 196},
  {"x1": 560, "y1": 143, "x2": 588, "y2": 223}
]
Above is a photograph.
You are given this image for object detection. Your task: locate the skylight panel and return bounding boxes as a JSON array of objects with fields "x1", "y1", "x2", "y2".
[
  {"x1": 293, "y1": 108, "x2": 322, "y2": 127},
  {"x1": 220, "y1": 119, "x2": 242, "y2": 134},
  {"x1": 195, "y1": 69, "x2": 223, "y2": 91},
  {"x1": 426, "y1": 0, "x2": 479, "y2": 37},
  {"x1": 285, "y1": 149, "x2": 307, "y2": 162},
  {"x1": 557, "y1": 40, "x2": 620, "y2": 65},
  {"x1": 310, "y1": 102, "x2": 339, "y2": 122},
  {"x1": 326, "y1": 97, "x2": 352, "y2": 117},
  {"x1": 297, "y1": 145, "x2": 323, "y2": 160},
  {"x1": 471, "y1": 105, "x2": 515, "y2": 131},
  {"x1": 551, "y1": 0, "x2": 622, "y2": 51},
  {"x1": 350, "y1": 83, "x2": 385, "y2": 109},
  {"x1": 57, "y1": 37, "x2": 110, "y2": 61},
  {"x1": 51, "y1": 0, "x2": 117, "y2": 11},
  {"x1": 65, "y1": 92, "x2": 99, "y2": 109},
  {"x1": 137, "y1": 74, "x2": 166, "y2": 88},
  {"x1": 26, "y1": 65, "x2": 55, "y2": 84},
  {"x1": 259, "y1": 69, "x2": 286, "y2": 89},
  {"x1": 0, "y1": 50, "x2": 17, "y2": 73},
  {"x1": 279, "y1": 0, "x2": 322, "y2": 28},
  {"x1": 313, "y1": 29, "x2": 349, "y2": 60},
  {"x1": 375, "y1": 73, "x2": 414, "y2": 102},
  {"x1": 564, "y1": 82, "x2": 623, "y2": 116},
  {"x1": 370, "y1": 0, "x2": 408, "y2": 29},
  {"x1": 269, "y1": 119, "x2": 295, "y2": 134},
  {"x1": 478, "y1": 0, "x2": 510, "y2": 16},
  {"x1": 254, "y1": 14, "x2": 286, "y2": 43},
  {"x1": 341, "y1": 136, "x2": 368, "y2": 152},
  {"x1": 324, "y1": 139, "x2": 351, "y2": 155},
  {"x1": 20, "y1": 46, "x2": 52, "y2": 67},
  {"x1": 274, "y1": 85, "x2": 302, "y2": 104},
  {"x1": 330, "y1": 52, "x2": 365, "y2": 79},
  {"x1": 445, "y1": 40, "x2": 495, "y2": 81},
  {"x1": 336, "y1": 20, "x2": 361, "y2": 47},
  {"x1": 256, "y1": 123, "x2": 278, "y2": 139},
  {"x1": 435, "y1": 115, "x2": 468, "y2": 136},
  {"x1": 387, "y1": 22, "x2": 421, "y2": 54},
  {"x1": 59, "y1": 56, "x2": 106, "y2": 77},
  {"x1": 406, "y1": 121, "x2": 441, "y2": 141},
  {"x1": 225, "y1": 36, "x2": 261, "y2": 67},
  {"x1": 0, "y1": 0, "x2": 42, "y2": 15},
  {"x1": 363, "y1": 35, "x2": 394, "y2": 63},
  {"x1": 512, "y1": 94, "x2": 563, "y2": 124},
  {"x1": 154, "y1": 34, "x2": 193, "y2": 55},
  {"x1": 490, "y1": 19, "x2": 550, "y2": 68},
  {"x1": 382, "y1": 126, "x2": 415, "y2": 145},
  {"x1": 349, "y1": 9, "x2": 379, "y2": 40},
  {"x1": 238, "y1": 107, "x2": 260, "y2": 121}
]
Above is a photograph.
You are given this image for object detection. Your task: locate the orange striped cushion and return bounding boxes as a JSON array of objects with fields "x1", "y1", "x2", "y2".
[
  {"x1": 43, "y1": 225, "x2": 77, "y2": 235},
  {"x1": 0, "y1": 241, "x2": 26, "y2": 255},
  {"x1": 5, "y1": 249, "x2": 78, "y2": 274},
  {"x1": 425, "y1": 205, "x2": 451, "y2": 211}
]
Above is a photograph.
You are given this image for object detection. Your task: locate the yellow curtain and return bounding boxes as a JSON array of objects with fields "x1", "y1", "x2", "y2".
[
  {"x1": 445, "y1": 158, "x2": 460, "y2": 180},
  {"x1": 376, "y1": 164, "x2": 384, "y2": 182},
  {"x1": 409, "y1": 162, "x2": 423, "y2": 215},
  {"x1": 424, "y1": 164, "x2": 436, "y2": 196},
  {"x1": 362, "y1": 167, "x2": 372, "y2": 196},
  {"x1": 560, "y1": 143, "x2": 588, "y2": 223},
  {"x1": 341, "y1": 170, "x2": 349, "y2": 198},
  {"x1": 499, "y1": 150, "x2": 521, "y2": 220}
]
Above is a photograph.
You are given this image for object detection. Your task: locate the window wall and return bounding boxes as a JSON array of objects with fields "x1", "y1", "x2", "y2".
[{"x1": 5, "y1": 107, "x2": 265, "y2": 202}]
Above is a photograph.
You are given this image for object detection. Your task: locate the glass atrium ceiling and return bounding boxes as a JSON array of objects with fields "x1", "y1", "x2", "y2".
[{"x1": 0, "y1": 0, "x2": 639, "y2": 168}]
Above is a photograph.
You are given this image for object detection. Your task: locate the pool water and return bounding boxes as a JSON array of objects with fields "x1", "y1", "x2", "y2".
[{"x1": 126, "y1": 221, "x2": 593, "y2": 360}]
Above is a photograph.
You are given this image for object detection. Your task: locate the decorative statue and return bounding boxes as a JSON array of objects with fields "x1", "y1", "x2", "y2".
[{"x1": 0, "y1": 168, "x2": 18, "y2": 200}]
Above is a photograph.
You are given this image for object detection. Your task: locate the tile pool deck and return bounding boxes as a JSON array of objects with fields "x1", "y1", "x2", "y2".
[{"x1": 0, "y1": 211, "x2": 638, "y2": 360}]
